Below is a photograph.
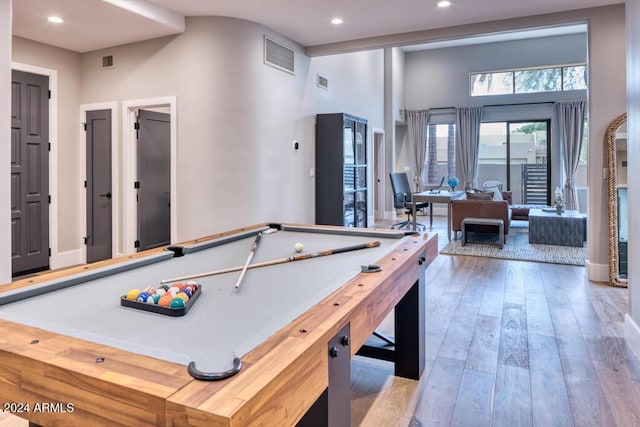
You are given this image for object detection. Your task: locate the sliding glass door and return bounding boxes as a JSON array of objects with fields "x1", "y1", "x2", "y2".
[{"x1": 478, "y1": 120, "x2": 551, "y2": 205}]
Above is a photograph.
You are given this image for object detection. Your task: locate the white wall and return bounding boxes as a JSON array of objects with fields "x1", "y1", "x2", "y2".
[
  {"x1": 0, "y1": 0, "x2": 10, "y2": 283},
  {"x1": 585, "y1": 5, "x2": 627, "y2": 281},
  {"x1": 4, "y1": 15, "x2": 386, "y2": 271},
  {"x1": 625, "y1": 0, "x2": 640, "y2": 357},
  {"x1": 404, "y1": 33, "x2": 587, "y2": 108},
  {"x1": 306, "y1": 49, "x2": 385, "y2": 225}
]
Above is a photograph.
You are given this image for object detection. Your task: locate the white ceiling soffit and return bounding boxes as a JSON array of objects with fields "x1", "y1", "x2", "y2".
[
  {"x1": 402, "y1": 23, "x2": 588, "y2": 52},
  {"x1": 12, "y1": 0, "x2": 185, "y2": 53}
]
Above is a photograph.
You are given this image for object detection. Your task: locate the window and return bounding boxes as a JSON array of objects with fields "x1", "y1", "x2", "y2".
[
  {"x1": 563, "y1": 65, "x2": 588, "y2": 90},
  {"x1": 470, "y1": 64, "x2": 587, "y2": 96},
  {"x1": 515, "y1": 68, "x2": 561, "y2": 93},
  {"x1": 469, "y1": 72, "x2": 513, "y2": 96},
  {"x1": 478, "y1": 120, "x2": 551, "y2": 205}
]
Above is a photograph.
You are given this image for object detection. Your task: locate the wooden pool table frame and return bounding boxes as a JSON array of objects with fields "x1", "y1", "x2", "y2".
[{"x1": 0, "y1": 223, "x2": 438, "y2": 426}]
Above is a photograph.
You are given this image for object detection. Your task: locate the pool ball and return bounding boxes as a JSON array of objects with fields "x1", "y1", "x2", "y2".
[
  {"x1": 153, "y1": 294, "x2": 162, "y2": 304},
  {"x1": 294, "y1": 242, "x2": 304, "y2": 253},
  {"x1": 156, "y1": 288, "x2": 166, "y2": 296},
  {"x1": 159, "y1": 285, "x2": 170, "y2": 292},
  {"x1": 143, "y1": 286, "x2": 155, "y2": 294},
  {"x1": 170, "y1": 298, "x2": 185, "y2": 309},
  {"x1": 176, "y1": 292, "x2": 189, "y2": 302},
  {"x1": 158, "y1": 295, "x2": 173, "y2": 307},
  {"x1": 126, "y1": 289, "x2": 141, "y2": 300},
  {"x1": 136, "y1": 292, "x2": 150, "y2": 303}
]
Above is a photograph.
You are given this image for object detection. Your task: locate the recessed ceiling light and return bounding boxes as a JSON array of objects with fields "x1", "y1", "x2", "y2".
[
  {"x1": 437, "y1": 1, "x2": 451, "y2": 7},
  {"x1": 47, "y1": 16, "x2": 64, "y2": 24},
  {"x1": 331, "y1": 18, "x2": 344, "y2": 25}
]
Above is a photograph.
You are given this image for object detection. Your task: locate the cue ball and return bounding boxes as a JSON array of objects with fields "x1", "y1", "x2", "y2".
[{"x1": 294, "y1": 242, "x2": 304, "y2": 253}]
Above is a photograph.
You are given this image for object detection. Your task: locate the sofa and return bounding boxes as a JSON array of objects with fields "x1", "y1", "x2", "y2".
[
  {"x1": 501, "y1": 191, "x2": 548, "y2": 221},
  {"x1": 451, "y1": 199, "x2": 512, "y2": 240}
]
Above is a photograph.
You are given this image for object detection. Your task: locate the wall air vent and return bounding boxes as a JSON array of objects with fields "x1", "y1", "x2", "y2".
[
  {"x1": 264, "y1": 36, "x2": 295, "y2": 74},
  {"x1": 317, "y1": 74, "x2": 328, "y2": 90},
  {"x1": 102, "y1": 55, "x2": 114, "y2": 69}
]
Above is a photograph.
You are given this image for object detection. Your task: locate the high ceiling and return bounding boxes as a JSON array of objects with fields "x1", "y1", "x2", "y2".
[{"x1": 12, "y1": 0, "x2": 622, "y2": 53}]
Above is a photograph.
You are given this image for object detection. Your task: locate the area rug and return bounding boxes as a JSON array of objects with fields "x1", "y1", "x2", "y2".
[{"x1": 440, "y1": 228, "x2": 586, "y2": 266}]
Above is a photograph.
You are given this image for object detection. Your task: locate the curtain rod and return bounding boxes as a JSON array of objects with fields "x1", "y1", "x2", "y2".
[{"x1": 426, "y1": 101, "x2": 555, "y2": 111}]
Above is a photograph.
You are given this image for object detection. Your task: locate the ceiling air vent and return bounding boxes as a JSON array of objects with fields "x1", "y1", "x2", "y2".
[
  {"x1": 102, "y1": 55, "x2": 114, "y2": 69},
  {"x1": 264, "y1": 36, "x2": 294, "y2": 74},
  {"x1": 317, "y1": 74, "x2": 328, "y2": 90}
]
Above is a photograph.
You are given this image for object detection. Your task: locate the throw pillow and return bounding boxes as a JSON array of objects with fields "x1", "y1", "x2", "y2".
[{"x1": 466, "y1": 190, "x2": 493, "y2": 200}]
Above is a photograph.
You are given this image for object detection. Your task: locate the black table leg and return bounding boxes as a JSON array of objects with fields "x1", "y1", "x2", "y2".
[
  {"x1": 297, "y1": 324, "x2": 351, "y2": 427},
  {"x1": 356, "y1": 253, "x2": 426, "y2": 380},
  {"x1": 394, "y1": 276, "x2": 425, "y2": 379}
]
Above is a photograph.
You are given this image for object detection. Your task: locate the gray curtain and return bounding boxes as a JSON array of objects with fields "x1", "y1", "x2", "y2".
[
  {"x1": 406, "y1": 110, "x2": 429, "y2": 191},
  {"x1": 555, "y1": 100, "x2": 586, "y2": 210},
  {"x1": 427, "y1": 122, "x2": 438, "y2": 183},
  {"x1": 455, "y1": 106, "x2": 483, "y2": 189}
]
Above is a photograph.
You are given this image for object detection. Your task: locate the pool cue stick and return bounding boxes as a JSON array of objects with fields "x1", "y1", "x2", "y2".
[
  {"x1": 160, "y1": 240, "x2": 381, "y2": 284},
  {"x1": 233, "y1": 232, "x2": 264, "y2": 289}
]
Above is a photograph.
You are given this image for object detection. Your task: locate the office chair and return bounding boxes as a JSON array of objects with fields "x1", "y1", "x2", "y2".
[{"x1": 389, "y1": 172, "x2": 428, "y2": 231}]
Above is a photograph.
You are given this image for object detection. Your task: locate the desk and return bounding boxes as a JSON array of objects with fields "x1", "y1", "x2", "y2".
[
  {"x1": 528, "y1": 209, "x2": 586, "y2": 247},
  {"x1": 412, "y1": 190, "x2": 465, "y2": 240},
  {"x1": 0, "y1": 223, "x2": 437, "y2": 426}
]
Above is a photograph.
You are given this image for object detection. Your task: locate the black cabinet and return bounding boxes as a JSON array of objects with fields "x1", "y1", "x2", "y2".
[{"x1": 316, "y1": 113, "x2": 368, "y2": 227}]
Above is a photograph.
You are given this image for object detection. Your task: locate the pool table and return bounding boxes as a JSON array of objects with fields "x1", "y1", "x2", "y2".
[{"x1": 0, "y1": 222, "x2": 437, "y2": 426}]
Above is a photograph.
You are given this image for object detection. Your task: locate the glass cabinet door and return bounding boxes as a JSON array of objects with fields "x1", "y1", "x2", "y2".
[
  {"x1": 355, "y1": 121, "x2": 366, "y2": 165},
  {"x1": 344, "y1": 120, "x2": 355, "y2": 165},
  {"x1": 343, "y1": 192, "x2": 355, "y2": 227},
  {"x1": 355, "y1": 190, "x2": 367, "y2": 228},
  {"x1": 344, "y1": 166, "x2": 356, "y2": 192}
]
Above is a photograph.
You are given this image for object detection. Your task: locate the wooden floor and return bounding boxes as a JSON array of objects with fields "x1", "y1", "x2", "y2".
[
  {"x1": 1, "y1": 214, "x2": 638, "y2": 426},
  {"x1": 351, "y1": 215, "x2": 640, "y2": 427}
]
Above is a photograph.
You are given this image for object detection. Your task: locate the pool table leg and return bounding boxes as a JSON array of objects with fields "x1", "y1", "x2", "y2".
[
  {"x1": 394, "y1": 262, "x2": 426, "y2": 379},
  {"x1": 297, "y1": 324, "x2": 351, "y2": 427},
  {"x1": 355, "y1": 258, "x2": 426, "y2": 380}
]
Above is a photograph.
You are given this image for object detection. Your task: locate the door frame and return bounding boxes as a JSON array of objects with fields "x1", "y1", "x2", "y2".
[
  {"x1": 79, "y1": 102, "x2": 119, "y2": 261},
  {"x1": 372, "y1": 127, "x2": 385, "y2": 221},
  {"x1": 11, "y1": 62, "x2": 59, "y2": 268},
  {"x1": 122, "y1": 96, "x2": 177, "y2": 255}
]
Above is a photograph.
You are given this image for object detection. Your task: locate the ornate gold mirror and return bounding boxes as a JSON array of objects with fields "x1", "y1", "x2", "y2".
[{"x1": 605, "y1": 112, "x2": 628, "y2": 287}]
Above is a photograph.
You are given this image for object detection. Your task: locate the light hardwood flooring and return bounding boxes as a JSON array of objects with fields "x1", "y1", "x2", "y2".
[
  {"x1": 1, "y1": 214, "x2": 637, "y2": 426},
  {"x1": 352, "y1": 214, "x2": 639, "y2": 426}
]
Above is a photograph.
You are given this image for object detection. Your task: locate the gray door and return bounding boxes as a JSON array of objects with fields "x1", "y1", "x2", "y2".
[
  {"x1": 137, "y1": 109, "x2": 170, "y2": 251},
  {"x1": 11, "y1": 70, "x2": 49, "y2": 276},
  {"x1": 85, "y1": 109, "x2": 112, "y2": 263}
]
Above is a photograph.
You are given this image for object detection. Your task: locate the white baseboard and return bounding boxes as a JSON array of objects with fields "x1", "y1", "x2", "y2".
[
  {"x1": 586, "y1": 260, "x2": 608, "y2": 283},
  {"x1": 50, "y1": 249, "x2": 83, "y2": 270},
  {"x1": 625, "y1": 314, "x2": 640, "y2": 360}
]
